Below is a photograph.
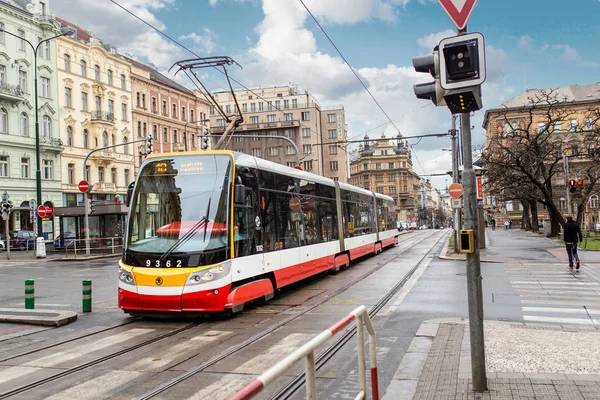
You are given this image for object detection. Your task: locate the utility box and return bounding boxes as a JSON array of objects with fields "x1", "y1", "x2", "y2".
[
  {"x1": 459, "y1": 230, "x2": 475, "y2": 253},
  {"x1": 36, "y1": 237, "x2": 46, "y2": 259}
]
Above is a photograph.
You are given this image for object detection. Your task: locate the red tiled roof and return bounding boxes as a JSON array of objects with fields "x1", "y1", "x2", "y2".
[{"x1": 55, "y1": 17, "x2": 92, "y2": 43}]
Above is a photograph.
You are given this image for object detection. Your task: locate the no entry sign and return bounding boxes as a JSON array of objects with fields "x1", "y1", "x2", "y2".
[{"x1": 78, "y1": 180, "x2": 90, "y2": 193}]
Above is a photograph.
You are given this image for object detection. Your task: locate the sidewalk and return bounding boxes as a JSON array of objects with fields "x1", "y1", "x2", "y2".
[
  {"x1": 0, "y1": 245, "x2": 121, "y2": 263},
  {"x1": 385, "y1": 228, "x2": 600, "y2": 399}
]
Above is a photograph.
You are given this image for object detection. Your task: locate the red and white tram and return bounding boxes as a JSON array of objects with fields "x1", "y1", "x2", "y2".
[{"x1": 118, "y1": 150, "x2": 399, "y2": 315}]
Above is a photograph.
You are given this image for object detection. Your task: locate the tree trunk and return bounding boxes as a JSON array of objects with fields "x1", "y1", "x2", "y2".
[
  {"x1": 521, "y1": 200, "x2": 531, "y2": 230},
  {"x1": 576, "y1": 202, "x2": 584, "y2": 228},
  {"x1": 530, "y1": 200, "x2": 539, "y2": 232}
]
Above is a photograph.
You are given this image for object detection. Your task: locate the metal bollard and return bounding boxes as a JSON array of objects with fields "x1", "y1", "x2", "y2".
[
  {"x1": 82, "y1": 280, "x2": 92, "y2": 312},
  {"x1": 25, "y1": 279, "x2": 34, "y2": 309}
]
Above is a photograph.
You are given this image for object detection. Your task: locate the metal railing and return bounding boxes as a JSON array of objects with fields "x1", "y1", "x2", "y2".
[
  {"x1": 64, "y1": 236, "x2": 123, "y2": 258},
  {"x1": 0, "y1": 82, "x2": 25, "y2": 98},
  {"x1": 91, "y1": 110, "x2": 115, "y2": 122},
  {"x1": 228, "y1": 305, "x2": 378, "y2": 400}
]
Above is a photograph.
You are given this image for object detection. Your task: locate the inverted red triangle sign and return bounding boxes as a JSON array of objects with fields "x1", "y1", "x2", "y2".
[{"x1": 437, "y1": 0, "x2": 478, "y2": 30}]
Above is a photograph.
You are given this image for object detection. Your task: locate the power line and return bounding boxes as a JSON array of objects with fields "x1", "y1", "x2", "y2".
[{"x1": 299, "y1": 0, "x2": 402, "y2": 136}]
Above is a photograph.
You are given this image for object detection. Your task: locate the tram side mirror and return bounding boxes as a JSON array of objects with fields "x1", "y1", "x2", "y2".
[
  {"x1": 126, "y1": 181, "x2": 135, "y2": 207},
  {"x1": 234, "y1": 184, "x2": 246, "y2": 205}
]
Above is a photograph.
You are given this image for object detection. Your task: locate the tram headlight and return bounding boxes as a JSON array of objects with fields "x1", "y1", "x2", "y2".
[
  {"x1": 118, "y1": 267, "x2": 135, "y2": 285},
  {"x1": 187, "y1": 262, "x2": 230, "y2": 286}
]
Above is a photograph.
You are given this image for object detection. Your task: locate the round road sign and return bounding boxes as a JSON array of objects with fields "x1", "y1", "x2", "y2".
[
  {"x1": 37, "y1": 205, "x2": 47, "y2": 218},
  {"x1": 289, "y1": 198, "x2": 301, "y2": 211},
  {"x1": 448, "y1": 183, "x2": 463, "y2": 198},
  {"x1": 78, "y1": 180, "x2": 90, "y2": 193}
]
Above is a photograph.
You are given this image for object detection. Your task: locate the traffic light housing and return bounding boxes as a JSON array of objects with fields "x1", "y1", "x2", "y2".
[
  {"x1": 145, "y1": 135, "x2": 154, "y2": 155},
  {"x1": 88, "y1": 198, "x2": 95, "y2": 214},
  {"x1": 439, "y1": 32, "x2": 486, "y2": 90},
  {"x1": 569, "y1": 179, "x2": 583, "y2": 193},
  {"x1": 412, "y1": 49, "x2": 446, "y2": 107}
]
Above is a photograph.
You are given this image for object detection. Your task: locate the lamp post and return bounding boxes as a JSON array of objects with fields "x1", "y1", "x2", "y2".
[{"x1": 0, "y1": 28, "x2": 72, "y2": 238}]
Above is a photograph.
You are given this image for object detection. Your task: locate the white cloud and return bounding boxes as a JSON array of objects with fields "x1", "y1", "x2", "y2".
[
  {"x1": 179, "y1": 28, "x2": 217, "y2": 54},
  {"x1": 518, "y1": 35, "x2": 533, "y2": 50},
  {"x1": 416, "y1": 29, "x2": 455, "y2": 50},
  {"x1": 552, "y1": 44, "x2": 599, "y2": 68}
]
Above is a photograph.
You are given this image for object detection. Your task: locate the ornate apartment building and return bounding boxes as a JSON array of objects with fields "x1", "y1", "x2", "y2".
[
  {"x1": 0, "y1": 0, "x2": 62, "y2": 237},
  {"x1": 209, "y1": 86, "x2": 349, "y2": 182},
  {"x1": 483, "y1": 83, "x2": 600, "y2": 230},
  {"x1": 56, "y1": 18, "x2": 134, "y2": 209},
  {"x1": 124, "y1": 57, "x2": 211, "y2": 158},
  {"x1": 349, "y1": 135, "x2": 421, "y2": 222}
]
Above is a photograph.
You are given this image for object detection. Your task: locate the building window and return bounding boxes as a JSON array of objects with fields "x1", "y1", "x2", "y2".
[
  {"x1": 589, "y1": 195, "x2": 599, "y2": 209},
  {"x1": 42, "y1": 115, "x2": 51, "y2": 137},
  {"x1": 376, "y1": 174, "x2": 383, "y2": 182},
  {"x1": 121, "y1": 103, "x2": 127, "y2": 120},
  {"x1": 190, "y1": 109, "x2": 194, "y2": 122},
  {"x1": 327, "y1": 114, "x2": 336, "y2": 123},
  {"x1": 388, "y1": 173, "x2": 395, "y2": 182},
  {"x1": 173, "y1": 130, "x2": 178, "y2": 143},
  {"x1": 152, "y1": 125, "x2": 157, "y2": 139},
  {"x1": 328, "y1": 129, "x2": 336, "y2": 139},
  {"x1": 284, "y1": 113, "x2": 293, "y2": 121},
  {"x1": 389, "y1": 162, "x2": 394, "y2": 169},
  {"x1": 285, "y1": 129, "x2": 295, "y2": 139},
  {"x1": 172, "y1": 103, "x2": 177, "y2": 117},
  {"x1": 85, "y1": 165, "x2": 90, "y2": 181},
  {"x1": 17, "y1": 29, "x2": 25, "y2": 51},
  {"x1": 102, "y1": 131, "x2": 108, "y2": 147},
  {"x1": 249, "y1": 116, "x2": 259, "y2": 124},
  {"x1": 65, "y1": 87, "x2": 72, "y2": 107},
  {"x1": 107, "y1": 69, "x2": 113, "y2": 86},
  {"x1": 284, "y1": 100, "x2": 289, "y2": 109},
  {"x1": 123, "y1": 136, "x2": 128, "y2": 154},
  {"x1": 98, "y1": 166, "x2": 104, "y2": 182},
  {"x1": 268, "y1": 147, "x2": 279, "y2": 156},
  {"x1": 330, "y1": 161, "x2": 338, "y2": 170},
  {"x1": 20, "y1": 112, "x2": 28, "y2": 136},
  {"x1": 251, "y1": 148, "x2": 261, "y2": 157},
  {"x1": 328, "y1": 145, "x2": 337, "y2": 155},
  {"x1": 285, "y1": 146, "x2": 294, "y2": 155},
  {"x1": 275, "y1": 100, "x2": 280, "y2": 109},
  {"x1": 181, "y1": 106, "x2": 186, "y2": 121},
  {"x1": 66, "y1": 126, "x2": 73, "y2": 146},
  {"x1": 376, "y1": 163, "x2": 381, "y2": 170},
  {"x1": 95, "y1": 95, "x2": 101, "y2": 110},
  {"x1": 259, "y1": 102, "x2": 264, "y2": 112},
  {"x1": 585, "y1": 118, "x2": 594, "y2": 130},
  {"x1": 0, "y1": 156, "x2": 8, "y2": 177},
  {"x1": 162, "y1": 100, "x2": 167, "y2": 115},
  {"x1": 570, "y1": 119, "x2": 577, "y2": 132},
  {"x1": 302, "y1": 144, "x2": 311, "y2": 154},
  {"x1": 94, "y1": 64, "x2": 100, "y2": 81},
  {"x1": 301, "y1": 111, "x2": 310, "y2": 121},
  {"x1": 111, "y1": 167, "x2": 117, "y2": 184},
  {"x1": 41, "y1": 77, "x2": 49, "y2": 97},
  {"x1": 21, "y1": 157, "x2": 30, "y2": 178},
  {"x1": 302, "y1": 128, "x2": 311, "y2": 137},
  {"x1": 292, "y1": 99, "x2": 297, "y2": 108},
  {"x1": 19, "y1": 70, "x2": 26, "y2": 92},
  {"x1": 389, "y1": 186, "x2": 396, "y2": 194},
  {"x1": 124, "y1": 169, "x2": 130, "y2": 186},
  {"x1": 43, "y1": 160, "x2": 53, "y2": 179},
  {"x1": 286, "y1": 162, "x2": 295, "y2": 167},
  {"x1": 67, "y1": 163, "x2": 74, "y2": 184},
  {"x1": 121, "y1": 74, "x2": 126, "y2": 89},
  {"x1": 554, "y1": 122, "x2": 561, "y2": 132},
  {"x1": 108, "y1": 99, "x2": 114, "y2": 115},
  {"x1": 44, "y1": 41, "x2": 50, "y2": 59},
  {"x1": 83, "y1": 129, "x2": 89, "y2": 148},
  {"x1": 163, "y1": 127, "x2": 168, "y2": 142},
  {"x1": 363, "y1": 163, "x2": 368, "y2": 171},
  {"x1": 80, "y1": 60, "x2": 87, "y2": 76},
  {"x1": 303, "y1": 160, "x2": 313, "y2": 171},
  {"x1": 217, "y1": 119, "x2": 225, "y2": 127},
  {"x1": 82, "y1": 92, "x2": 88, "y2": 111},
  {"x1": 0, "y1": 23, "x2": 4, "y2": 44},
  {"x1": 136, "y1": 92, "x2": 140, "y2": 107},
  {"x1": 63, "y1": 54, "x2": 70, "y2": 71},
  {"x1": 267, "y1": 114, "x2": 275, "y2": 123},
  {"x1": 143, "y1": 123, "x2": 147, "y2": 136},
  {"x1": 250, "y1": 103, "x2": 256, "y2": 112}
]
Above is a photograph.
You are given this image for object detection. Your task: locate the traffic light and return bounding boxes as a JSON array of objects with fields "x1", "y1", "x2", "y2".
[
  {"x1": 412, "y1": 49, "x2": 446, "y2": 107},
  {"x1": 438, "y1": 32, "x2": 486, "y2": 114},
  {"x1": 88, "y1": 198, "x2": 95, "y2": 214},
  {"x1": 1, "y1": 202, "x2": 9, "y2": 214},
  {"x1": 145, "y1": 135, "x2": 154, "y2": 155},
  {"x1": 569, "y1": 179, "x2": 583, "y2": 193}
]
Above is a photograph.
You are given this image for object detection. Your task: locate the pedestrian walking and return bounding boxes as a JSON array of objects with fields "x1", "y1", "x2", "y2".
[
  {"x1": 563, "y1": 215, "x2": 583, "y2": 271},
  {"x1": 491, "y1": 219, "x2": 496, "y2": 230},
  {"x1": 504, "y1": 220, "x2": 509, "y2": 230}
]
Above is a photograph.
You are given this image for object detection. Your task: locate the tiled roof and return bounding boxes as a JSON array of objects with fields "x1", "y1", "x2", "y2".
[
  {"x1": 495, "y1": 83, "x2": 600, "y2": 110},
  {"x1": 56, "y1": 17, "x2": 92, "y2": 43},
  {"x1": 123, "y1": 56, "x2": 193, "y2": 95}
]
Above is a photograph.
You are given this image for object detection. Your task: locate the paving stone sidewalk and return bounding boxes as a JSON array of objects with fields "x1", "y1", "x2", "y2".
[{"x1": 383, "y1": 319, "x2": 600, "y2": 400}]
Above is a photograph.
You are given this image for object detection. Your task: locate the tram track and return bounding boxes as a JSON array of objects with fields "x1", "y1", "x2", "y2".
[
  {"x1": 137, "y1": 230, "x2": 444, "y2": 400},
  {"x1": 0, "y1": 231, "x2": 437, "y2": 400}
]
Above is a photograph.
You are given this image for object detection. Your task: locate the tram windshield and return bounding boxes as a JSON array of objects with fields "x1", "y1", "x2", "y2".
[{"x1": 126, "y1": 154, "x2": 232, "y2": 258}]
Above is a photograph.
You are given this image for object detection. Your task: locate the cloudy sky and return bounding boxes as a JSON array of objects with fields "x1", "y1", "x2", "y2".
[{"x1": 50, "y1": 0, "x2": 600, "y2": 190}]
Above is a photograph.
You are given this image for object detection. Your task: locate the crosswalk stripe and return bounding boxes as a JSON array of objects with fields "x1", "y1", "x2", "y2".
[
  {"x1": 512, "y1": 281, "x2": 599, "y2": 285},
  {"x1": 521, "y1": 307, "x2": 598, "y2": 314},
  {"x1": 523, "y1": 315, "x2": 595, "y2": 325},
  {"x1": 46, "y1": 370, "x2": 144, "y2": 400},
  {"x1": 521, "y1": 299, "x2": 600, "y2": 306}
]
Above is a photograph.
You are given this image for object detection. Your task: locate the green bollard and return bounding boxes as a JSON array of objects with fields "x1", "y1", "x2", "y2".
[
  {"x1": 82, "y1": 280, "x2": 92, "y2": 312},
  {"x1": 25, "y1": 279, "x2": 34, "y2": 309}
]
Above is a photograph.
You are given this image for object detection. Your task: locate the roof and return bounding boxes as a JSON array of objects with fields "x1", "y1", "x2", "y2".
[
  {"x1": 0, "y1": 0, "x2": 30, "y2": 14},
  {"x1": 123, "y1": 56, "x2": 194, "y2": 96},
  {"x1": 55, "y1": 17, "x2": 92, "y2": 43},
  {"x1": 495, "y1": 82, "x2": 600, "y2": 109}
]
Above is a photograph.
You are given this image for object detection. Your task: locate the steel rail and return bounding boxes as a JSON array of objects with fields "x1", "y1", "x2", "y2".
[
  {"x1": 269, "y1": 231, "x2": 449, "y2": 400},
  {"x1": 0, "y1": 323, "x2": 200, "y2": 399},
  {"x1": 137, "y1": 230, "x2": 440, "y2": 399}
]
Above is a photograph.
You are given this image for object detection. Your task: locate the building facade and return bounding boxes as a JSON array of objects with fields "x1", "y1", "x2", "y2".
[
  {"x1": 125, "y1": 57, "x2": 211, "y2": 160},
  {"x1": 483, "y1": 83, "x2": 600, "y2": 230},
  {"x1": 0, "y1": 0, "x2": 62, "y2": 238},
  {"x1": 209, "y1": 86, "x2": 349, "y2": 182},
  {"x1": 349, "y1": 134, "x2": 421, "y2": 222}
]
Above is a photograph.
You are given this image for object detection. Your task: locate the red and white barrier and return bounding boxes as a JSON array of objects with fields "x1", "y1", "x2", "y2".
[{"x1": 228, "y1": 305, "x2": 379, "y2": 400}]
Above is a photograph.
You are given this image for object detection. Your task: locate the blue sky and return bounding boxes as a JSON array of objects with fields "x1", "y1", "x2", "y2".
[{"x1": 51, "y1": 0, "x2": 600, "y2": 189}]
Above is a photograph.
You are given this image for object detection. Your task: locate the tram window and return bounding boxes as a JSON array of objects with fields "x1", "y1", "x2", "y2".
[
  {"x1": 234, "y1": 185, "x2": 256, "y2": 257},
  {"x1": 276, "y1": 193, "x2": 301, "y2": 249},
  {"x1": 260, "y1": 190, "x2": 278, "y2": 252}
]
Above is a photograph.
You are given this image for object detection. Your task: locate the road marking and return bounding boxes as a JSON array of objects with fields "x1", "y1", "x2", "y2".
[
  {"x1": 522, "y1": 307, "x2": 593, "y2": 315},
  {"x1": 233, "y1": 333, "x2": 313, "y2": 374},
  {"x1": 188, "y1": 376, "x2": 251, "y2": 400},
  {"x1": 523, "y1": 315, "x2": 595, "y2": 325},
  {"x1": 46, "y1": 370, "x2": 144, "y2": 400}
]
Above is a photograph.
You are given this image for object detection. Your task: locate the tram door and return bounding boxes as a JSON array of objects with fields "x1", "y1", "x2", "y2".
[{"x1": 234, "y1": 168, "x2": 264, "y2": 277}]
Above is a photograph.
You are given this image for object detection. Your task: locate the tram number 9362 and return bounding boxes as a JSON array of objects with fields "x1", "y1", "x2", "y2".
[{"x1": 145, "y1": 259, "x2": 184, "y2": 268}]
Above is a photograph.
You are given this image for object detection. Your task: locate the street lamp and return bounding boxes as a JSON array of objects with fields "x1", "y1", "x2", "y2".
[{"x1": 0, "y1": 27, "x2": 73, "y2": 237}]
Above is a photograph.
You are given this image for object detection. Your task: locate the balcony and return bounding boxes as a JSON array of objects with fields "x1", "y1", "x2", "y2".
[
  {"x1": 40, "y1": 137, "x2": 63, "y2": 153},
  {"x1": 36, "y1": 14, "x2": 55, "y2": 28},
  {"x1": 94, "y1": 182, "x2": 117, "y2": 192},
  {"x1": 0, "y1": 82, "x2": 25, "y2": 102},
  {"x1": 90, "y1": 150, "x2": 116, "y2": 164},
  {"x1": 91, "y1": 110, "x2": 115, "y2": 124}
]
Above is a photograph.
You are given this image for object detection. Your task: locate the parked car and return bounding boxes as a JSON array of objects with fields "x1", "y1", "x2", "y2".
[
  {"x1": 408, "y1": 223, "x2": 418, "y2": 230},
  {"x1": 54, "y1": 232, "x2": 76, "y2": 249},
  {"x1": 8, "y1": 230, "x2": 36, "y2": 250}
]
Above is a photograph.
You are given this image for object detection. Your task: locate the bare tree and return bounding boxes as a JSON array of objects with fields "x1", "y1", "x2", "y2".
[{"x1": 482, "y1": 89, "x2": 600, "y2": 236}]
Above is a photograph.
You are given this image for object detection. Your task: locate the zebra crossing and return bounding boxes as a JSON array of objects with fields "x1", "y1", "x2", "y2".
[{"x1": 507, "y1": 262, "x2": 600, "y2": 326}]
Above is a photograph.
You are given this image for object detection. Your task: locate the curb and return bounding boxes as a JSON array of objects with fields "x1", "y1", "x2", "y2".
[
  {"x1": 54, "y1": 254, "x2": 121, "y2": 262},
  {"x1": 0, "y1": 308, "x2": 78, "y2": 327}
]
